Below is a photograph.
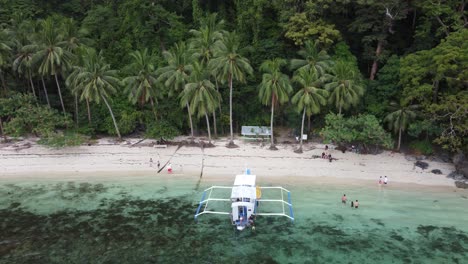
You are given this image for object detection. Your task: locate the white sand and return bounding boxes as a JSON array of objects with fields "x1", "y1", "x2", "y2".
[{"x1": 0, "y1": 136, "x2": 458, "y2": 188}]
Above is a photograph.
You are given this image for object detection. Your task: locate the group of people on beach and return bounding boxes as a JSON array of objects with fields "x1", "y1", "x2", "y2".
[
  {"x1": 341, "y1": 194, "x2": 359, "y2": 208},
  {"x1": 379, "y1": 176, "x2": 388, "y2": 185},
  {"x1": 322, "y1": 145, "x2": 333, "y2": 162}
]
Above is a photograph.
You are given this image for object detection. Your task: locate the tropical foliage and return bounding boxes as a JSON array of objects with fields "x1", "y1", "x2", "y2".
[{"x1": 0, "y1": 0, "x2": 465, "y2": 155}]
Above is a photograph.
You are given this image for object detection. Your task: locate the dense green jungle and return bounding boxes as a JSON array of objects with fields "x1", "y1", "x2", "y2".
[{"x1": 0, "y1": 0, "x2": 466, "y2": 154}]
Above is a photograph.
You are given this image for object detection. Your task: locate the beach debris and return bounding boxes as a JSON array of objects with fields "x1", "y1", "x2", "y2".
[
  {"x1": 415, "y1": 161, "x2": 429, "y2": 170},
  {"x1": 431, "y1": 169, "x2": 442, "y2": 174}
]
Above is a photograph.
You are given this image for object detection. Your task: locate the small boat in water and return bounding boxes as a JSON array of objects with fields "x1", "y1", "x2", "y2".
[{"x1": 194, "y1": 170, "x2": 294, "y2": 231}]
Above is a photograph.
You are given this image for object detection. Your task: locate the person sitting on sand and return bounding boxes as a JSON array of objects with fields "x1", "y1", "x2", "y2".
[
  {"x1": 325, "y1": 145, "x2": 329, "y2": 151},
  {"x1": 342, "y1": 194, "x2": 347, "y2": 204},
  {"x1": 384, "y1": 176, "x2": 388, "y2": 185},
  {"x1": 322, "y1": 152, "x2": 326, "y2": 159},
  {"x1": 328, "y1": 154, "x2": 332, "y2": 162},
  {"x1": 355, "y1": 200, "x2": 359, "y2": 209}
]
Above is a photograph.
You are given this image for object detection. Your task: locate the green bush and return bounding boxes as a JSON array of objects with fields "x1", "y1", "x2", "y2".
[
  {"x1": 409, "y1": 140, "x2": 433, "y2": 155},
  {"x1": 38, "y1": 132, "x2": 88, "y2": 148},
  {"x1": 145, "y1": 120, "x2": 180, "y2": 140}
]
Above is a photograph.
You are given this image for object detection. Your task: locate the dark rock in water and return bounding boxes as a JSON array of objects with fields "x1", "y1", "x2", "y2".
[
  {"x1": 431, "y1": 169, "x2": 442, "y2": 174},
  {"x1": 415, "y1": 161, "x2": 429, "y2": 169},
  {"x1": 455, "y1": 181, "x2": 468, "y2": 189}
]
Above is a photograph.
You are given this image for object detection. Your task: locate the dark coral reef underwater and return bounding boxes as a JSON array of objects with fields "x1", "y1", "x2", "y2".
[{"x1": 0, "y1": 182, "x2": 467, "y2": 264}]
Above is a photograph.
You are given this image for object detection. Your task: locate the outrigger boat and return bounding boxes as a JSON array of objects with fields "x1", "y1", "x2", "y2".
[{"x1": 194, "y1": 170, "x2": 294, "y2": 231}]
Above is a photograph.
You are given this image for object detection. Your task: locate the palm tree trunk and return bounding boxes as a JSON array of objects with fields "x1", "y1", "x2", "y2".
[
  {"x1": 28, "y1": 72, "x2": 36, "y2": 98},
  {"x1": 228, "y1": 74, "x2": 234, "y2": 144},
  {"x1": 339, "y1": 105, "x2": 342, "y2": 115},
  {"x1": 101, "y1": 95, "x2": 121, "y2": 140},
  {"x1": 86, "y1": 98, "x2": 91, "y2": 125},
  {"x1": 41, "y1": 77, "x2": 50, "y2": 107},
  {"x1": 0, "y1": 70, "x2": 7, "y2": 94},
  {"x1": 150, "y1": 97, "x2": 157, "y2": 120},
  {"x1": 270, "y1": 96, "x2": 275, "y2": 148},
  {"x1": 205, "y1": 113, "x2": 212, "y2": 143},
  {"x1": 186, "y1": 102, "x2": 194, "y2": 139},
  {"x1": 212, "y1": 110, "x2": 217, "y2": 138},
  {"x1": 215, "y1": 78, "x2": 224, "y2": 135},
  {"x1": 74, "y1": 94, "x2": 79, "y2": 126},
  {"x1": 370, "y1": 40, "x2": 383, "y2": 80},
  {"x1": 299, "y1": 109, "x2": 306, "y2": 152},
  {"x1": 397, "y1": 128, "x2": 402, "y2": 151},
  {"x1": 0, "y1": 117, "x2": 6, "y2": 142},
  {"x1": 54, "y1": 74, "x2": 66, "y2": 115}
]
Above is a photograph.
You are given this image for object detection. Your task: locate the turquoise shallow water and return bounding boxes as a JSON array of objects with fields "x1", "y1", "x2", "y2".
[{"x1": 0, "y1": 176, "x2": 467, "y2": 264}]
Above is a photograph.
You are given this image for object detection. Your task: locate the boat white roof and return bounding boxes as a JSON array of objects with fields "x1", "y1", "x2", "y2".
[
  {"x1": 231, "y1": 186, "x2": 256, "y2": 199},
  {"x1": 234, "y1": 174, "x2": 256, "y2": 186}
]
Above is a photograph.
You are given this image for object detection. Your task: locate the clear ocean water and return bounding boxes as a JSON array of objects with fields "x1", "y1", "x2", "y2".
[{"x1": 1, "y1": 175, "x2": 467, "y2": 264}]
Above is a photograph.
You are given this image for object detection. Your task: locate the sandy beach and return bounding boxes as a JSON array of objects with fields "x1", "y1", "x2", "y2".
[{"x1": 0, "y1": 137, "x2": 458, "y2": 189}]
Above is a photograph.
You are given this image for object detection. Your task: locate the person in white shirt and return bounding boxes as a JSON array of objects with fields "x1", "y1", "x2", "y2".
[{"x1": 384, "y1": 176, "x2": 388, "y2": 184}]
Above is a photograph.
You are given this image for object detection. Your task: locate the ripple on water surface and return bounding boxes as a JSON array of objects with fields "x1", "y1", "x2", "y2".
[{"x1": 0, "y1": 177, "x2": 467, "y2": 264}]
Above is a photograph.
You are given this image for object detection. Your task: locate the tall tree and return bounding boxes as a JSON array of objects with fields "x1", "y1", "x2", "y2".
[
  {"x1": 292, "y1": 68, "x2": 329, "y2": 153},
  {"x1": 180, "y1": 62, "x2": 221, "y2": 144},
  {"x1": 189, "y1": 13, "x2": 226, "y2": 138},
  {"x1": 123, "y1": 49, "x2": 159, "y2": 120},
  {"x1": 0, "y1": 28, "x2": 12, "y2": 93},
  {"x1": 12, "y1": 45, "x2": 37, "y2": 98},
  {"x1": 67, "y1": 48, "x2": 122, "y2": 140},
  {"x1": 384, "y1": 102, "x2": 418, "y2": 151},
  {"x1": 33, "y1": 17, "x2": 74, "y2": 115},
  {"x1": 209, "y1": 31, "x2": 253, "y2": 147},
  {"x1": 258, "y1": 58, "x2": 292, "y2": 149},
  {"x1": 290, "y1": 40, "x2": 333, "y2": 76},
  {"x1": 325, "y1": 61, "x2": 365, "y2": 115},
  {"x1": 156, "y1": 42, "x2": 194, "y2": 139}
]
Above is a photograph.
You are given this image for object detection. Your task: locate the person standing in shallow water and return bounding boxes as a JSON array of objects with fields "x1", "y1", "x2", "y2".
[
  {"x1": 351, "y1": 200, "x2": 354, "y2": 208},
  {"x1": 354, "y1": 200, "x2": 359, "y2": 209},
  {"x1": 342, "y1": 194, "x2": 347, "y2": 204}
]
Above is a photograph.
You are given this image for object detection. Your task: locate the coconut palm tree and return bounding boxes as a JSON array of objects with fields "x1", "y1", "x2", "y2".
[
  {"x1": 189, "y1": 13, "x2": 226, "y2": 138},
  {"x1": 290, "y1": 40, "x2": 333, "y2": 76},
  {"x1": 180, "y1": 62, "x2": 221, "y2": 143},
  {"x1": 325, "y1": 61, "x2": 365, "y2": 115},
  {"x1": 123, "y1": 49, "x2": 159, "y2": 120},
  {"x1": 0, "y1": 29, "x2": 12, "y2": 93},
  {"x1": 258, "y1": 58, "x2": 292, "y2": 149},
  {"x1": 384, "y1": 102, "x2": 418, "y2": 151},
  {"x1": 68, "y1": 48, "x2": 122, "y2": 140},
  {"x1": 33, "y1": 17, "x2": 74, "y2": 115},
  {"x1": 12, "y1": 45, "x2": 37, "y2": 98},
  {"x1": 156, "y1": 42, "x2": 195, "y2": 139},
  {"x1": 292, "y1": 68, "x2": 329, "y2": 153},
  {"x1": 209, "y1": 31, "x2": 253, "y2": 147}
]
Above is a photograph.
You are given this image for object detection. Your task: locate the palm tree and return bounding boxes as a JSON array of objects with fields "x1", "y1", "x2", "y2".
[
  {"x1": 67, "y1": 48, "x2": 122, "y2": 140},
  {"x1": 290, "y1": 40, "x2": 333, "y2": 76},
  {"x1": 156, "y1": 42, "x2": 195, "y2": 139},
  {"x1": 189, "y1": 13, "x2": 226, "y2": 138},
  {"x1": 258, "y1": 58, "x2": 292, "y2": 149},
  {"x1": 0, "y1": 29, "x2": 12, "y2": 93},
  {"x1": 33, "y1": 17, "x2": 74, "y2": 115},
  {"x1": 180, "y1": 62, "x2": 221, "y2": 143},
  {"x1": 59, "y1": 18, "x2": 92, "y2": 53},
  {"x1": 292, "y1": 68, "x2": 329, "y2": 153},
  {"x1": 325, "y1": 61, "x2": 365, "y2": 115},
  {"x1": 209, "y1": 31, "x2": 253, "y2": 147},
  {"x1": 123, "y1": 49, "x2": 159, "y2": 120},
  {"x1": 384, "y1": 102, "x2": 418, "y2": 151},
  {"x1": 12, "y1": 45, "x2": 37, "y2": 98}
]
